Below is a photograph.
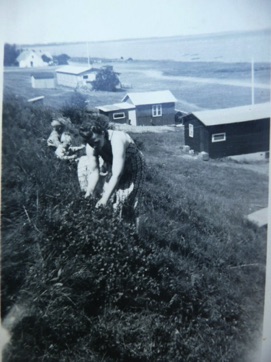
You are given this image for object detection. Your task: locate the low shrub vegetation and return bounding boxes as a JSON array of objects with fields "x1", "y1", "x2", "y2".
[{"x1": 1, "y1": 96, "x2": 268, "y2": 361}]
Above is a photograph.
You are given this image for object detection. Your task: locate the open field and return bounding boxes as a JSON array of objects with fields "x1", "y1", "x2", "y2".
[
  {"x1": 3, "y1": 59, "x2": 271, "y2": 112},
  {"x1": 1, "y1": 59, "x2": 270, "y2": 360}
]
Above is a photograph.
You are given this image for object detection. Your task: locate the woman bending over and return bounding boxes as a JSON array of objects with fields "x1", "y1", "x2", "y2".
[{"x1": 79, "y1": 121, "x2": 145, "y2": 221}]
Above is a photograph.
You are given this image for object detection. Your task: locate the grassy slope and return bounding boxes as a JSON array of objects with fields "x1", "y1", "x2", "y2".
[{"x1": 1, "y1": 96, "x2": 268, "y2": 361}]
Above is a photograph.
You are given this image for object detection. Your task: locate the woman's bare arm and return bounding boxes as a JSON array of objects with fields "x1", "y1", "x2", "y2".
[
  {"x1": 85, "y1": 145, "x2": 100, "y2": 198},
  {"x1": 96, "y1": 132, "x2": 128, "y2": 207}
]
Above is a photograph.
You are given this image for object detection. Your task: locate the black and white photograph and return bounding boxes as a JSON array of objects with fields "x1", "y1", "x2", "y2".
[{"x1": 1, "y1": 0, "x2": 270, "y2": 361}]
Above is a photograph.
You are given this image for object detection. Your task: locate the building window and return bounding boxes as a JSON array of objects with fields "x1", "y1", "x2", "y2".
[
  {"x1": 152, "y1": 104, "x2": 162, "y2": 117},
  {"x1": 189, "y1": 124, "x2": 194, "y2": 137},
  {"x1": 83, "y1": 75, "x2": 88, "y2": 79},
  {"x1": 113, "y1": 112, "x2": 125, "y2": 120},
  {"x1": 212, "y1": 133, "x2": 226, "y2": 142}
]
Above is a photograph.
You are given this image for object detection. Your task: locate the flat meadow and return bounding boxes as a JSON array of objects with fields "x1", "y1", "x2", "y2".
[
  {"x1": 3, "y1": 58, "x2": 271, "y2": 111},
  {"x1": 1, "y1": 59, "x2": 270, "y2": 361}
]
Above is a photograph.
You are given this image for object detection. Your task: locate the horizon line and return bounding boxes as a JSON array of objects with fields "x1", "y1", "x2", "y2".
[{"x1": 8, "y1": 27, "x2": 271, "y2": 47}]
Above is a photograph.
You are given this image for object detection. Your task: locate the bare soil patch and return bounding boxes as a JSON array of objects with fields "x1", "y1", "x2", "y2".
[{"x1": 114, "y1": 123, "x2": 177, "y2": 133}]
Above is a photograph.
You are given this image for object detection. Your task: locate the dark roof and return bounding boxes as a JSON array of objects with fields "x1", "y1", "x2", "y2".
[{"x1": 31, "y1": 72, "x2": 55, "y2": 79}]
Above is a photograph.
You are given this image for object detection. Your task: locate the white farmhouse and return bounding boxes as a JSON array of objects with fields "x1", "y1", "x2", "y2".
[{"x1": 16, "y1": 50, "x2": 48, "y2": 68}]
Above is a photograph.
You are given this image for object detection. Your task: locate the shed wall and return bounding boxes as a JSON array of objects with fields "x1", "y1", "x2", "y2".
[
  {"x1": 56, "y1": 73, "x2": 78, "y2": 87},
  {"x1": 56, "y1": 71, "x2": 96, "y2": 88},
  {"x1": 136, "y1": 103, "x2": 175, "y2": 126},
  {"x1": 208, "y1": 118, "x2": 270, "y2": 158},
  {"x1": 31, "y1": 78, "x2": 55, "y2": 89},
  {"x1": 184, "y1": 114, "x2": 270, "y2": 158},
  {"x1": 99, "y1": 110, "x2": 130, "y2": 124},
  {"x1": 184, "y1": 115, "x2": 209, "y2": 153}
]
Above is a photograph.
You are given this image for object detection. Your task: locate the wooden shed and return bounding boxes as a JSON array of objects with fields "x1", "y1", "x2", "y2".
[
  {"x1": 183, "y1": 103, "x2": 270, "y2": 158},
  {"x1": 96, "y1": 102, "x2": 136, "y2": 124},
  {"x1": 56, "y1": 66, "x2": 98, "y2": 88},
  {"x1": 121, "y1": 90, "x2": 177, "y2": 126},
  {"x1": 31, "y1": 72, "x2": 55, "y2": 88}
]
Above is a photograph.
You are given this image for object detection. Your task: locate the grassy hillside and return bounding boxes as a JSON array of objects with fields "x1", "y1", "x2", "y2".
[{"x1": 1, "y1": 95, "x2": 268, "y2": 361}]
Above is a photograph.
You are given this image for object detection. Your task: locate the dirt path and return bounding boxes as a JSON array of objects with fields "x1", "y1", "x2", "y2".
[
  {"x1": 114, "y1": 124, "x2": 177, "y2": 133},
  {"x1": 129, "y1": 69, "x2": 270, "y2": 90},
  {"x1": 231, "y1": 162, "x2": 269, "y2": 176}
]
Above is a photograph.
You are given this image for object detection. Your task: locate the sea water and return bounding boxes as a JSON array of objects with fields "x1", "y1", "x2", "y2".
[{"x1": 30, "y1": 30, "x2": 271, "y2": 63}]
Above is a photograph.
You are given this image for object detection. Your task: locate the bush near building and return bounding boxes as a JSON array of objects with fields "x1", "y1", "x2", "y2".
[{"x1": 91, "y1": 66, "x2": 121, "y2": 91}]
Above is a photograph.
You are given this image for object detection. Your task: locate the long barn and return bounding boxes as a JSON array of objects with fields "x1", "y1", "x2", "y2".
[
  {"x1": 56, "y1": 66, "x2": 97, "y2": 88},
  {"x1": 183, "y1": 103, "x2": 270, "y2": 158}
]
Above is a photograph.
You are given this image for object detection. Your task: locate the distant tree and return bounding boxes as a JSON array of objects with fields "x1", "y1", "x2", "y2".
[
  {"x1": 53, "y1": 53, "x2": 70, "y2": 65},
  {"x1": 41, "y1": 54, "x2": 51, "y2": 63},
  {"x1": 92, "y1": 66, "x2": 120, "y2": 92},
  {"x1": 4, "y1": 43, "x2": 20, "y2": 66}
]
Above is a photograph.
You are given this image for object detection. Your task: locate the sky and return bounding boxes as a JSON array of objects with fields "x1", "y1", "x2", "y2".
[{"x1": 0, "y1": 0, "x2": 271, "y2": 45}]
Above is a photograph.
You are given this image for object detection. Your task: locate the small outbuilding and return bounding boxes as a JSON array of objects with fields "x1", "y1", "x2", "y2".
[
  {"x1": 183, "y1": 103, "x2": 270, "y2": 158},
  {"x1": 31, "y1": 72, "x2": 55, "y2": 88},
  {"x1": 96, "y1": 102, "x2": 136, "y2": 124},
  {"x1": 121, "y1": 90, "x2": 177, "y2": 126},
  {"x1": 96, "y1": 90, "x2": 176, "y2": 126},
  {"x1": 55, "y1": 66, "x2": 98, "y2": 88}
]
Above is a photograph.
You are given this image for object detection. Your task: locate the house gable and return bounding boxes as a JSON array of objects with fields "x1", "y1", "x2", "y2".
[
  {"x1": 122, "y1": 90, "x2": 176, "y2": 106},
  {"x1": 121, "y1": 90, "x2": 176, "y2": 126},
  {"x1": 16, "y1": 50, "x2": 48, "y2": 68}
]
